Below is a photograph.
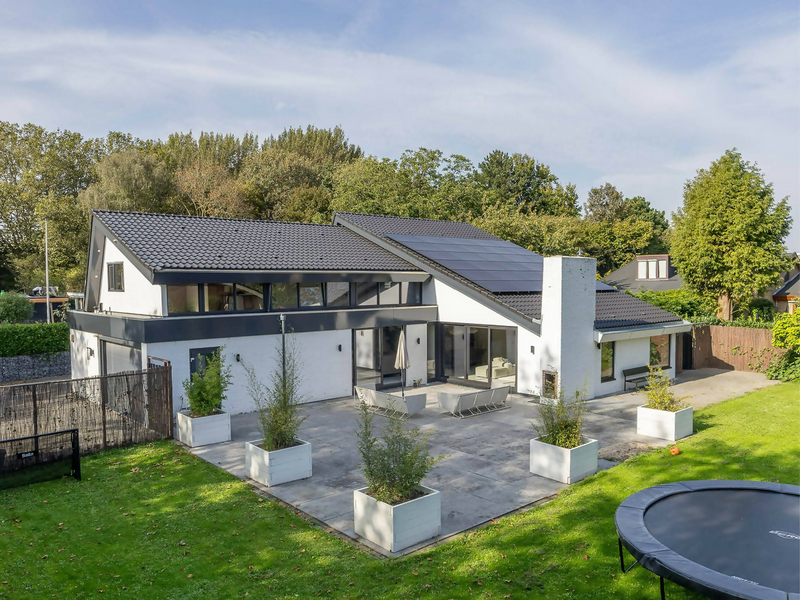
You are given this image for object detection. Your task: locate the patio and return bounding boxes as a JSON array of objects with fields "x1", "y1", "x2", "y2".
[{"x1": 188, "y1": 381, "x2": 669, "y2": 556}]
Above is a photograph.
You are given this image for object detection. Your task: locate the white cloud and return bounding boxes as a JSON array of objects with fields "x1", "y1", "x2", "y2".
[{"x1": 0, "y1": 10, "x2": 796, "y2": 246}]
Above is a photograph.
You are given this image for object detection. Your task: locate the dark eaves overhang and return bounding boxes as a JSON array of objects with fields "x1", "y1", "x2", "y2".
[
  {"x1": 67, "y1": 305, "x2": 438, "y2": 344},
  {"x1": 333, "y1": 213, "x2": 542, "y2": 335}
]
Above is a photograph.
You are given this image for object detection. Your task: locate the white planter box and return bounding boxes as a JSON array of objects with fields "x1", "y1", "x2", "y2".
[
  {"x1": 176, "y1": 410, "x2": 231, "y2": 447},
  {"x1": 245, "y1": 439, "x2": 312, "y2": 487},
  {"x1": 354, "y1": 486, "x2": 441, "y2": 553},
  {"x1": 637, "y1": 405, "x2": 694, "y2": 441},
  {"x1": 529, "y1": 436, "x2": 598, "y2": 484}
]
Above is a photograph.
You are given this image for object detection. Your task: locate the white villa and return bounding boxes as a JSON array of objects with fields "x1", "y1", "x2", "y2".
[{"x1": 68, "y1": 211, "x2": 691, "y2": 415}]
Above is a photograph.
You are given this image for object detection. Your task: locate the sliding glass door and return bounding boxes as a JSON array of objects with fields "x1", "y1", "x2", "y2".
[
  {"x1": 440, "y1": 324, "x2": 517, "y2": 390},
  {"x1": 354, "y1": 326, "x2": 403, "y2": 389}
]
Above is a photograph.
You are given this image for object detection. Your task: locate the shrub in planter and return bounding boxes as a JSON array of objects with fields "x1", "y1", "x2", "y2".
[
  {"x1": 243, "y1": 337, "x2": 311, "y2": 486},
  {"x1": 354, "y1": 400, "x2": 442, "y2": 552},
  {"x1": 530, "y1": 388, "x2": 598, "y2": 484},
  {"x1": 176, "y1": 348, "x2": 232, "y2": 447},
  {"x1": 637, "y1": 366, "x2": 693, "y2": 441}
]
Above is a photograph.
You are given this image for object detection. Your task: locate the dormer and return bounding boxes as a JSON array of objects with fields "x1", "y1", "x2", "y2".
[{"x1": 636, "y1": 255, "x2": 669, "y2": 281}]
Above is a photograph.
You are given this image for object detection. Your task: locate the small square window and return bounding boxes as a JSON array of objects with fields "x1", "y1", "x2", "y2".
[
  {"x1": 542, "y1": 370, "x2": 558, "y2": 399},
  {"x1": 600, "y1": 342, "x2": 615, "y2": 382},
  {"x1": 107, "y1": 263, "x2": 124, "y2": 291}
]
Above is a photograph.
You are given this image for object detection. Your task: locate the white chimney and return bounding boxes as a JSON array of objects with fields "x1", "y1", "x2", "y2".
[{"x1": 540, "y1": 256, "x2": 597, "y2": 401}]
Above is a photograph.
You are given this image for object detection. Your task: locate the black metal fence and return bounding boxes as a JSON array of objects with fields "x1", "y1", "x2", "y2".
[
  {"x1": 0, "y1": 429, "x2": 81, "y2": 490},
  {"x1": 0, "y1": 364, "x2": 173, "y2": 457}
]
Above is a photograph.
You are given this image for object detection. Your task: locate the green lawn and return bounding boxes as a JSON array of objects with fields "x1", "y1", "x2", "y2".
[{"x1": 2, "y1": 381, "x2": 798, "y2": 599}]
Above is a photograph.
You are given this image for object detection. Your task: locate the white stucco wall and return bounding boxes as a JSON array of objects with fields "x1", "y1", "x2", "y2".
[
  {"x1": 99, "y1": 237, "x2": 163, "y2": 316},
  {"x1": 70, "y1": 329, "x2": 100, "y2": 379},
  {"x1": 426, "y1": 278, "x2": 541, "y2": 393},
  {"x1": 148, "y1": 329, "x2": 353, "y2": 415},
  {"x1": 594, "y1": 333, "x2": 676, "y2": 397},
  {"x1": 405, "y1": 323, "x2": 428, "y2": 385}
]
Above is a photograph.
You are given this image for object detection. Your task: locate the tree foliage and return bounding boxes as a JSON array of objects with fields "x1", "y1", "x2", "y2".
[{"x1": 671, "y1": 149, "x2": 793, "y2": 319}]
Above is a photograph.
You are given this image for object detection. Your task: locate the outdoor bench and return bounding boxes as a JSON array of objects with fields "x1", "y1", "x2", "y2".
[
  {"x1": 437, "y1": 386, "x2": 511, "y2": 419},
  {"x1": 622, "y1": 366, "x2": 650, "y2": 390}
]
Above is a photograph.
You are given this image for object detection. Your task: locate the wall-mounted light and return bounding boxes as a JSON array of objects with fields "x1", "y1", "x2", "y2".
[
  {"x1": 235, "y1": 354, "x2": 241, "y2": 362},
  {"x1": 338, "y1": 344, "x2": 342, "y2": 352},
  {"x1": 87, "y1": 347, "x2": 94, "y2": 359},
  {"x1": 530, "y1": 346, "x2": 535, "y2": 354},
  {"x1": 595, "y1": 342, "x2": 601, "y2": 350},
  {"x1": 416, "y1": 338, "x2": 421, "y2": 344}
]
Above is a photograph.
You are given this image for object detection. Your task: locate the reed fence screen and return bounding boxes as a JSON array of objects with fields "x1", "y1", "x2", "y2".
[{"x1": 0, "y1": 364, "x2": 173, "y2": 456}]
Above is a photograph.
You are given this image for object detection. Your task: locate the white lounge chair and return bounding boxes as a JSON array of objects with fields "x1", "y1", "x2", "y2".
[
  {"x1": 354, "y1": 386, "x2": 427, "y2": 418},
  {"x1": 437, "y1": 386, "x2": 511, "y2": 418}
]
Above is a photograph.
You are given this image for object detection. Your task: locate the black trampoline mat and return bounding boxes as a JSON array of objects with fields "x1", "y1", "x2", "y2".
[{"x1": 645, "y1": 489, "x2": 800, "y2": 593}]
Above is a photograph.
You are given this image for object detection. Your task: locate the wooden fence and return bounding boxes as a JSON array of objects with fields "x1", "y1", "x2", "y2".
[
  {"x1": 693, "y1": 325, "x2": 782, "y2": 372},
  {"x1": 0, "y1": 364, "x2": 173, "y2": 455}
]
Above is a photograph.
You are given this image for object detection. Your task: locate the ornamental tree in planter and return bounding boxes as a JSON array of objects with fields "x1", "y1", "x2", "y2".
[
  {"x1": 354, "y1": 400, "x2": 442, "y2": 553},
  {"x1": 243, "y1": 337, "x2": 310, "y2": 487},
  {"x1": 530, "y1": 388, "x2": 598, "y2": 484},
  {"x1": 176, "y1": 348, "x2": 232, "y2": 447},
  {"x1": 637, "y1": 367, "x2": 692, "y2": 441}
]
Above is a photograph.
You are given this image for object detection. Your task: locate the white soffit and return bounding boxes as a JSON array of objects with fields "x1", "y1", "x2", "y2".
[{"x1": 594, "y1": 322, "x2": 693, "y2": 343}]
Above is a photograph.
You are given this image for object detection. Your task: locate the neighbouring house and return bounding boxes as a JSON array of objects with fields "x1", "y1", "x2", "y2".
[
  {"x1": 67, "y1": 210, "x2": 690, "y2": 417},
  {"x1": 773, "y1": 273, "x2": 800, "y2": 314},
  {"x1": 602, "y1": 254, "x2": 681, "y2": 293}
]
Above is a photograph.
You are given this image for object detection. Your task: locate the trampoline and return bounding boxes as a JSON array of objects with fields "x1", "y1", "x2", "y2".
[{"x1": 615, "y1": 480, "x2": 800, "y2": 600}]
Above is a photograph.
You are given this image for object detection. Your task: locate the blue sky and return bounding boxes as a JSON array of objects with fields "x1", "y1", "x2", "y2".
[{"x1": 1, "y1": 1, "x2": 798, "y2": 247}]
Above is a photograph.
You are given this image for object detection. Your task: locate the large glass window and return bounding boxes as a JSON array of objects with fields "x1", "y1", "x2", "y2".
[
  {"x1": 489, "y1": 328, "x2": 517, "y2": 388},
  {"x1": 380, "y1": 282, "x2": 401, "y2": 305},
  {"x1": 649, "y1": 334, "x2": 670, "y2": 368},
  {"x1": 601, "y1": 341, "x2": 615, "y2": 382},
  {"x1": 299, "y1": 283, "x2": 323, "y2": 307},
  {"x1": 271, "y1": 283, "x2": 298, "y2": 310},
  {"x1": 468, "y1": 327, "x2": 489, "y2": 383},
  {"x1": 355, "y1": 328, "x2": 381, "y2": 388},
  {"x1": 401, "y1": 282, "x2": 422, "y2": 305},
  {"x1": 205, "y1": 284, "x2": 234, "y2": 312},
  {"x1": 326, "y1": 282, "x2": 350, "y2": 307},
  {"x1": 443, "y1": 325, "x2": 466, "y2": 379},
  {"x1": 427, "y1": 322, "x2": 437, "y2": 380},
  {"x1": 235, "y1": 283, "x2": 263, "y2": 311},
  {"x1": 356, "y1": 282, "x2": 378, "y2": 306},
  {"x1": 103, "y1": 341, "x2": 141, "y2": 375},
  {"x1": 167, "y1": 285, "x2": 199, "y2": 314}
]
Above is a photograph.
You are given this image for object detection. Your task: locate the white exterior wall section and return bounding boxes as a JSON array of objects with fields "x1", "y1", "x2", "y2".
[
  {"x1": 430, "y1": 278, "x2": 541, "y2": 394},
  {"x1": 594, "y1": 333, "x2": 676, "y2": 396},
  {"x1": 70, "y1": 329, "x2": 100, "y2": 379},
  {"x1": 405, "y1": 323, "x2": 428, "y2": 385},
  {"x1": 148, "y1": 329, "x2": 353, "y2": 415},
  {"x1": 540, "y1": 257, "x2": 596, "y2": 400},
  {"x1": 99, "y1": 236, "x2": 163, "y2": 316}
]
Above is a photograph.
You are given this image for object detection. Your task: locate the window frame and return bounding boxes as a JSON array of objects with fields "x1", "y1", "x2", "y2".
[
  {"x1": 107, "y1": 262, "x2": 124, "y2": 292},
  {"x1": 600, "y1": 341, "x2": 615, "y2": 382},
  {"x1": 649, "y1": 334, "x2": 671, "y2": 369}
]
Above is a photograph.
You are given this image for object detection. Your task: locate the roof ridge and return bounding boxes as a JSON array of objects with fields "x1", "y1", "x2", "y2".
[
  {"x1": 92, "y1": 210, "x2": 339, "y2": 228},
  {"x1": 334, "y1": 211, "x2": 474, "y2": 227}
]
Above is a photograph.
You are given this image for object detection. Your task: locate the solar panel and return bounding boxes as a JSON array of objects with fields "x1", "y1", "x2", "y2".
[{"x1": 387, "y1": 234, "x2": 614, "y2": 293}]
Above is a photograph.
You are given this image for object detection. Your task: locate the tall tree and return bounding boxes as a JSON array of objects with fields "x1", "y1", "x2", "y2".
[
  {"x1": 475, "y1": 151, "x2": 579, "y2": 216},
  {"x1": 624, "y1": 195, "x2": 669, "y2": 253},
  {"x1": 671, "y1": 149, "x2": 793, "y2": 319},
  {"x1": 174, "y1": 162, "x2": 251, "y2": 218},
  {"x1": 583, "y1": 182, "x2": 626, "y2": 222}
]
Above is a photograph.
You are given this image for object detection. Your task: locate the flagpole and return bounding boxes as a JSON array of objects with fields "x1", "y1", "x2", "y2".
[{"x1": 45, "y1": 219, "x2": 51, "y2": 324}]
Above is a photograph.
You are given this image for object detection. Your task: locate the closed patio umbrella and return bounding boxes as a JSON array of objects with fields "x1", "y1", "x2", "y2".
[{"x1": 394, "y1": 328, "x2": 410, "y2": 399}]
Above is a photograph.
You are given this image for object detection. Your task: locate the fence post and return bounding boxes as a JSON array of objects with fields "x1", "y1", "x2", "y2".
[
  {"x1": 31, "y1": 386, "x2": 39, "y2": 455},
  {"x1": 100, "y1": 376, "x2": 108, "y2": 450},
  {"x1": 71, "y1": 429, "x2": 81, "y2": 481}
]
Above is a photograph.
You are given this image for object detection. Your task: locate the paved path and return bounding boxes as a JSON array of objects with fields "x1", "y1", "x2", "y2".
[{"x1": 189, "y1": 382, "x2": 666, "y2": 556}]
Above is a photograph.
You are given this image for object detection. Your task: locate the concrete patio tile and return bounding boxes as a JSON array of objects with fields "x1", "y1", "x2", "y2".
[
  {"x1": 326, "y1": 512, "x2": 356, "y2": 538},
  {"x1": 445, "y1": 472, "x2": 504, "y2": 496},
  {"x1": 296, "y1": 490, "x2": 355, "y2": 521},
  {"x1": 266, "y1": 479, "x2": 344, "y2": 506},
  {"x1": 317, "y1": 468, "x2": 365, "y2": 490},
  {"x1": 189, "y1": 441, "x2": 247, "y2": 479},
  {"x1": 422, "y1": 463, "x2": 472, "y2": 487},
  {"x1": 472, "y1": 463, "x2": 533, "y2": 483},
  {"x1": 439, "y1": 490, "x2": 514, "y2": 537}
]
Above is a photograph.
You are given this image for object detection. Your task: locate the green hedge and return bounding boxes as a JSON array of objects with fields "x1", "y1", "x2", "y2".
[{"x1": 0, "y1": 322, "x2": 70, "y2": 357}]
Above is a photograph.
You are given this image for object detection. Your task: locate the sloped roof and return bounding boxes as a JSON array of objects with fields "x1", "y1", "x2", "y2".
[
  {"x1": 774, "y1": 272, "x2": 800, "y2": 297},
  {"x1": 334, "y1": 212, "x2": 501, "y2": 240},
  {"x1": 495, "y1": 290, "x2": 684, "y2": 331},
  {"x1": 603, "y1": 257, "x2": 682, "y2": 292},
  {"x1": 93, "y1": 211, "x2": 419, "y2": 272}
]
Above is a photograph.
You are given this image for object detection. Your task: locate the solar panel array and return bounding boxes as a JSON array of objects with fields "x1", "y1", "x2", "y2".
[{"x1": 387, "y1": 234, "x2": 614, "y2": 293}]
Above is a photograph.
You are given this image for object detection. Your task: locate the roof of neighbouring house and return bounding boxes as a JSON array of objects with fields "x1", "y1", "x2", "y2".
[
  {"x1": 603, "y1": 256, "x2": 682, "y2": 292},
  {"x1": 334, "y1": 212, "x2": 684, "y2": 330},
  {"x1": 774, "y1": 272, "x2": 800, "y2": 297},
  {"x1": 495, "y1": 290, "x2": 685, "y2": 330},
  {"x1": 92, "y1": 210, "x2": 421, "y2": 272}
]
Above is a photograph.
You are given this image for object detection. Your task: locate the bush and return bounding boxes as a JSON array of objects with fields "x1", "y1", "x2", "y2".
[
  {"x1": 764, "y1": 349, "x2": 800, "y2": 382},
  {"x1": 644, "y1": 367, "x2": 687, "y2": 411},
  {"x1": 630, "y1": 288, "x2": 715, "y2": 320},
  {"x1": 356, "y1": 400, "x2": 441, "y2": 505},
  {"x1": 0, "y1": 293, "x2": 34, "y2": 323},
  {"x1": 181, "y1": 348, "x2": 232, "y2": 417},
  {"x1": 533, "y1": 389, "x2": 587, "y2": 449},
  {"x1": 772, "y1": 312, "x2": 800, "y2": 350},
  {"x1": 242, "y1": 337, "x2": 307, "y2": 452},
  {"x1": 746, "y1": 297, "x2": 776, "y2": 320},
  {"x1": 0, "y1": 323, "x2": 69, "y2": 357}
]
